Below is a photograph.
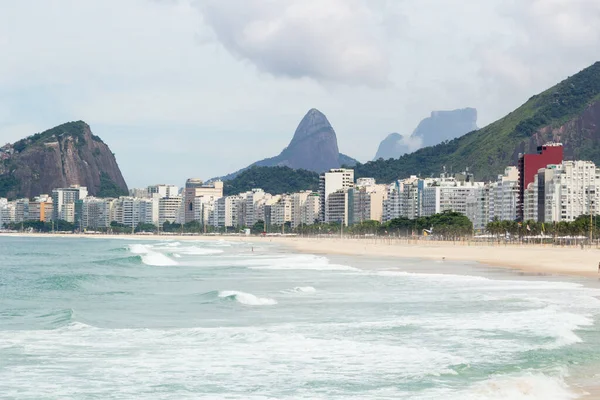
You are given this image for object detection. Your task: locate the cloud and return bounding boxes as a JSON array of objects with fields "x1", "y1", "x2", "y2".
[{"x1": 194, "y1": 0, "x2": 390, "y2": 86}]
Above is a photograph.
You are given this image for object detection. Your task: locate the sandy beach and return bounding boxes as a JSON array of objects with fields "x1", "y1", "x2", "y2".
[{"x1": 5, "y1": 232, "x2": 600, "y2": 278}]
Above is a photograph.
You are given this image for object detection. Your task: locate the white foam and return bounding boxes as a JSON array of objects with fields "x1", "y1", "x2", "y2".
[
  {"x1": 177, "y1": 246, "x2": 224, "y2": 256},
  {"x1": 456, "y1": 373, "x2": 578, "y2": 400},
  {"x1": 246, "y1": 254, "x2": 359, "y2": 271},
  {"x1": 128, "y1": 243, "x2": 177, "y2": 266},
  {"x1": 218, "y1": 291, "x2": 278, "y2": 306},
  {"x1": 128, "y1": 244, "x2": 151, "y2": 254},
  {"x1": 141, "y1": 252, "x2": 178, "y2": 266}
]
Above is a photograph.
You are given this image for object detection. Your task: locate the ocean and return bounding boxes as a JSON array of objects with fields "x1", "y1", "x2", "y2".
[{"x1": 1, "y1": 236, "x2": 600, "y2": 399}]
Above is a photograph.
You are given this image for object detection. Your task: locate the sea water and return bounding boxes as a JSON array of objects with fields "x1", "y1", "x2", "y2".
[{"x1": 1, "y1": 236, "x2": 600, "y2": 399}]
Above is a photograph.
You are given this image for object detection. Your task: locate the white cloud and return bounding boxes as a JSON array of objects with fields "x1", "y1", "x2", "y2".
[{"x1": 194, "y1": 0, "x2": 390, "y2": 86}]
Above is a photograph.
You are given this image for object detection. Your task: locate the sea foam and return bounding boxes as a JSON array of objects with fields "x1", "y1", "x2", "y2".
[{"x1": 218, "y1": 291, "x2": 278, "y2": 306}]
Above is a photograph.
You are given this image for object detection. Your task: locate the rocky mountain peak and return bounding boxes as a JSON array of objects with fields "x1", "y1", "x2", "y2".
[{"x1": 0, "y1": 121, "x2": 128, "y2": 199}]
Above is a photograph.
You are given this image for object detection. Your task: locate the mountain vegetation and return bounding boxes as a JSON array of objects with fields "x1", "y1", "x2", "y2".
[
  {"x1": 222, "y1": 166, "x2": 320, "y2": 196},
  {"x1": 355, "y1": 62, "x2": 600, "y2": 182}
]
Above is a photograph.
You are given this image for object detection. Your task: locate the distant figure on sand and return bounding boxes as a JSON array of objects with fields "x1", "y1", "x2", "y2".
[{"x1": 598, "y1": 262, "x2": 599, "y2": 273}]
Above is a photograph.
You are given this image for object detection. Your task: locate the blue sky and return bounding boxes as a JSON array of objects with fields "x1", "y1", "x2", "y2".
[{"x1": 1, "y1": 0, "x2": 599, "y2": 188}]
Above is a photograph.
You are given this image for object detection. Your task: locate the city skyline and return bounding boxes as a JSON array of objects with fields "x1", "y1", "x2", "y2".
[{"x1": 1, "y1": 1, "x2": 600, "y2": 187}]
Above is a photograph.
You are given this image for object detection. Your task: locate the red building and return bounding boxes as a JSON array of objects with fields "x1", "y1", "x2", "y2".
[{"x1": 517, "y1": 142, "x2": 564, "y2": 220}]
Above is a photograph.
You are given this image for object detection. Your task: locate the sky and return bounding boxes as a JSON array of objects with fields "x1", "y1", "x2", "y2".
[{"x1": 1, "y1": 0, "x2": 600, "y2": 188}]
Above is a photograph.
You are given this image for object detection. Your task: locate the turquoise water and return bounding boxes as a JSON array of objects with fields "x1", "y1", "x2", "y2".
[{"x1": 1, "y1": 236, "x2": 600, "y2": 399}]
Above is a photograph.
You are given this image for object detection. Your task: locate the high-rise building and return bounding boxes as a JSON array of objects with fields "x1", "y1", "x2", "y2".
[
  {"x1": 183, "y1": 179, "x2": 224, "y2": 223},
  {"x1": 29, "y1": 195, "x2": 53, "y2": 222},
  {"x1": 537, "y1": 161, "x2": 600, "y2": 223},
  {"x1": 159, "y1": 196, "x2": 183, "y2": 226},
  {"x1": 326, "y1": 190, "x2": 350, "y2": 225},
  {"x1": 147, "y1": 184, "x2": 179, "y2": 199},
  {"x1": 319, "y1": 169, "x2": 354, "y2": 222},
  {"x1": 215, "y1": 195, "x2": 240, "y2": 228},
  {"x1": 490, "y1": 167, "x2": 519, "y2": 222},
  {"x1": 348, "y1": 179, "x2": 387, "y2": 225},
  {"x1": 78, "y1": 197, "x2": 112, "y2": 229},
  {"x1": 52, "y1": 185, "x2": 88, "y2": 222},
  {"x1": 518, "y1": 143, "x2": 563, "y2": 220}
]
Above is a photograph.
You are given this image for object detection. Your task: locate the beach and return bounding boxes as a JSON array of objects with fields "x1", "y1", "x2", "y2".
[{"x1": 4, "y1": 232, "x2": 600, "y2": 278}]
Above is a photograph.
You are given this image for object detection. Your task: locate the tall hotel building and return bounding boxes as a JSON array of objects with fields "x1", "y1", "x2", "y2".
[
  {"x1": 517, "y1": 143, "x2": 563, "y2": 221},
  {"x1": 318, "y1": 169, "x2": 354, "y2": 223}
]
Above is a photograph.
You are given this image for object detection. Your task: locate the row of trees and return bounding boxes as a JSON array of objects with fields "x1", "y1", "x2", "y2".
[
  {"x1": 486, "y1": 215, "x2": 600, "y2": 238},
  {"x1": 2, "y1": 211, "x2": 474, "y2": 239}
]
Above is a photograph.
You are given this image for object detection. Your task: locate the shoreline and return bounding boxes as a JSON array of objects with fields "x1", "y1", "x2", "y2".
[
  {"x1": 3, "y1": 232, "x2": 600, "y2": 279},
  {"x1": 2, "y1": 232, "x2": 600, "y2": 398}
]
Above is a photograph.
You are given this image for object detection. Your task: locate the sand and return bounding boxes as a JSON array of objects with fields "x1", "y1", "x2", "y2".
[{"x1": 3, "y1": 232, "x2": 600, "y2": 278}]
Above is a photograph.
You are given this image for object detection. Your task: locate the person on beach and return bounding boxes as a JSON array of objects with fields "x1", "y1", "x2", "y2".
[{"x1": 598, "y1": 262, "x2": 600, "y2": 273}]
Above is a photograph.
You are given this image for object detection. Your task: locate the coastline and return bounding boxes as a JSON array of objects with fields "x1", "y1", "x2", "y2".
[
  {"x1": 4, "y1": 232, "x2": 600, "y2": 279},
  {"x1": 2, "y1": 232, "x2": 600, "y2": 398}
]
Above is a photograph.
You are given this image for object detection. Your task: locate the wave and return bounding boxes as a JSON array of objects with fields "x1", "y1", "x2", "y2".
[
  {"x1": 176, "y1": 247, "x2": 224, "y2": 256},
  {"x1": 37, "y1": 308, "x2": 75, "y2": 327},
  {"x1": 457, "y1": 372, "x2": 577, "y2": 400},
  {"x1": 246, "y1": 254, "x2": 359, "y2": 271},
  {"x1": 218, "y1": 290, "x2": 278, "y2": 306},
  {"x1": 141, "y1": 252, "x2": 177, "y2": 266},
  {"x1": 127, "y1": 243, "x2": 177, "y2": 266},
  {"x1": 93, "y1": 255, "x2": 143, "y2": 266}
]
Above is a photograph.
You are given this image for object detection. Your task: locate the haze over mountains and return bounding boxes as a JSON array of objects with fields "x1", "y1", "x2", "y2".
[
  {"x1": 374, "y1": 108, "x2": 478, "y2": 160},
  {"x1": 354, "y1": 61, "x2": 600, "y2": 183}
]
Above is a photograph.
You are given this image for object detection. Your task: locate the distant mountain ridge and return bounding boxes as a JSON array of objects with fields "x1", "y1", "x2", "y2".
[
  {"x1": 218, "y1": 109, "x2": 357, "y2": 181},
  {"x1": 355, "y1": 61, "x2": 600, "y2": 182},
  {"x1": 0, "y1": 121, "x2": 128, "y2": 199},
  {"x1": 374, "y1": 108, "x2": 478, "y2": 160}
]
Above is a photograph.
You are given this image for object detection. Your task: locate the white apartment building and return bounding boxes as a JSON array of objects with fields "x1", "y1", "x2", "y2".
[
  {"x1": 327, "y1": 189, "x2": 350, "y2": 226},
  {"x1": 14, "y1": 198, "x2": 29, "y2": 223},
  {"x1": 538, "y1": 161, "x2": 600, "y2": 223},
  {"x1": 290, "y1": 191, "x2": 320, "y2": 228},
  {"x1": 148, "y1": 184, "x2": 179, "y2": 199},
  {"x1": 79, "y1": 197, "x2": 112, "y2": 229},
  {"x1": 159, "y1": 196, "x2": 183, "y2": 226},
  {"x1": 52, "y1": 185, "x2": 88, "y2": 222},
  {"x1": 349, "y1": 180, "x2": 387, "y2": 225},
  {"x1": 466, "y1": 186, "x2": 492, "y2": 231},
  {"x1": 490, "y1": 166, "x2": 519, "y2": 222},
  {"x1": 0, "y1": 198, "x2": 12, "y2": 229},
  {"x1": 242, "y1": 189, "x2": 270, "y2": 227},
  {"x1": 183, "y1": 179, "x2": 224, "y2": 223},
  {"x1": 523, "y1": 178, "x2": 539, "y2": 222},
  {"x1": 215, "y1": 195, "x2": 240, "y2": 228},
  {"x1": 271, "y1": 195, "x2": 293, "y2": 228},
  {"x1": 319, "y1": 169, "x2": 354, "y2": 222}
]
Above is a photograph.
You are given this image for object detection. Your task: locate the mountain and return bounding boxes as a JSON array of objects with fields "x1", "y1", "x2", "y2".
[
  {"x1": 374, "y1": 133, "x2": 412, "y2": 161},
  {"x1": 356, "y1": 61, "x2": 600, "y2": 183},
  {"x1": 219, "y1": 109, "x2": 358, "y2": 180},
  {"x1": 0, "y1": 121, "x2": 128, "y2": 199},
  {"x1": 374, "y1": 108, "x2": 478, "y2": 160}
]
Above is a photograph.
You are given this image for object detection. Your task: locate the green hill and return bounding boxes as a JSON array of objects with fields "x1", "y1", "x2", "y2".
[
  {"x1": 353, "y1": 61, "x2": 600, "y2": 182},
  {"x1": 223, "y1": 166, "x2": 319, "y2": 196}
]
